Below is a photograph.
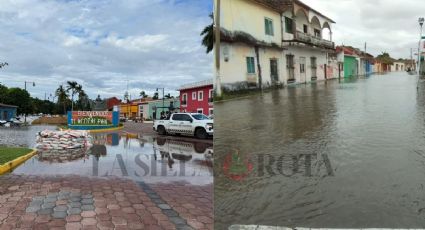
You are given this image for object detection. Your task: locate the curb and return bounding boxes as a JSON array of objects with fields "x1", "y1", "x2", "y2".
[
  {"x1": 88, "y1": 125, "x2": 124, "y2": 133},
  {"x1": 0, "y1": 149, "x2": 37, "y2": 175}
]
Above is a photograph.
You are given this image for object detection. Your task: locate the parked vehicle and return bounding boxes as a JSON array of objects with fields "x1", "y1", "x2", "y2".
[{"x1": 153, "y1": 113, "x2": 213, "y2": 139}]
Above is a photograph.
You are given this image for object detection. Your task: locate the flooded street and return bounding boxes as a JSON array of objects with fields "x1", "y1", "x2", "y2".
[
  {"x1": 215, "y1": 72, "x2": 425, "y2": 228},
  {"x1": 13, "y1": 133, "x2": 213, "y2": 185}
]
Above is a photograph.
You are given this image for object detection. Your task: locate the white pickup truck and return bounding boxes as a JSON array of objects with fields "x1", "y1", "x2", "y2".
[{"x1": 153, "y1": 113, "x2": 213, "y2": 139}]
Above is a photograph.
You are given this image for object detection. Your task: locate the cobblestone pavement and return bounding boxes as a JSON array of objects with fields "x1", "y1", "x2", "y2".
[{"x1": 0, "y1": 174, "x2": 213, "y2": 230}]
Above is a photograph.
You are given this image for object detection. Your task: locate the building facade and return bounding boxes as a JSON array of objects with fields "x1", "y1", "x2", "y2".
[
  {"x1": 0, "y1": 103, "x2": 17, "y2": 121},
  {"x1": 179, "y1": 79, "x2": 213, "y2": 116},
  {"x1": 216, "y1": 0, "x2": 335, "y2": 90},
  {"x1": 147, "y1": 98, "x2": 180, "y2": 120}
]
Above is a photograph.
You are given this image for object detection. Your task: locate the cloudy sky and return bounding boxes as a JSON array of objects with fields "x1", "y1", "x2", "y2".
[
  {"x1": 303, "y1": 0, "x2": 424, "y2": 59},
  {"x1": 0, "y1": 0, "x2": 213, "y2": 100}
]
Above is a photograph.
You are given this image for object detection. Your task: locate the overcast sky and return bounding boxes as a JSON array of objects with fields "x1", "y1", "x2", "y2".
[
  {"x1": 0, "y1": 0, "x2": 213, "y2": 100},
  {"x1": 303, "y1": 0, "x2": 424, "y2": 59}
]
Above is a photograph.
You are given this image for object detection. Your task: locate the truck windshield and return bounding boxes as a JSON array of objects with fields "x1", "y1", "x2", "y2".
[{"x1": 192, "y1": 114, "x2": 210, "y2": 120}]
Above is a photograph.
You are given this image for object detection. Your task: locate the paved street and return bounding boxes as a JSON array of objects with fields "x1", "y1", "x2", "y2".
[{"x1": 0, "y1": 174, "x2": 212, "y2": 230}]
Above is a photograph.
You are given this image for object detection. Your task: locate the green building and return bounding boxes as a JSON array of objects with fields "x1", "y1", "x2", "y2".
[
  {"x1": 142, "y1": 98, "x2": 180, "y2": 120},
  {"x1": 344, "y1": 56, "x2": 358, "y2": 78}
]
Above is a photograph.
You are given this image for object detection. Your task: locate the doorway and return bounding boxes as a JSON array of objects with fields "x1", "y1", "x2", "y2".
[
  {"x1": 270, "y1": 59, "x2": 279, "y2": 85},
  {"x1": 300, "y1": 57, "x2": 306, "y2": 83}
]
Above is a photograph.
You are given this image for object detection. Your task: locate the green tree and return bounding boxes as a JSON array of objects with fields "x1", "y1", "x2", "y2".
[
  {"x1": 55, "y1": 85, "x2": 69, "y2": 114},
  {"x1": 4, "y1": 87, "x2": 31, "y2": 115},
  {"x1": 66, "y1": 81, "x2": 79, "y2": 111},
  {"x1": 140, "y1": 91, "x2": 148, "y2": 98},
  {"x1": 153, "y1": 92, "x2": 159, "y2": 100},
  {"x1": 201, "y1": 13, "x2": 214, "y2": 54}
]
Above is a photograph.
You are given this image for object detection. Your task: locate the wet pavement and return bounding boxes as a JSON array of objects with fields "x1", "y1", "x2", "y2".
[
  {"x1": 0, "y1": 130, "x2": 213, "y2": 229},
  {"x1": 214, "y1": 72, "x2": 425, "y2": 229}
]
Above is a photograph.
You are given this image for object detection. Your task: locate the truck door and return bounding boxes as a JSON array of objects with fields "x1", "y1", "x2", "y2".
[
  {"x1": 179, "y1": 114, "x2": 193, "y2": 135},
  {"x1": 168, "y1": 114, "x2": 181, "y2": 133}
]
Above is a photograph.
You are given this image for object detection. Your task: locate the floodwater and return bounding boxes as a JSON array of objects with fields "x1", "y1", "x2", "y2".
[
  {"x1": 0, "y1": 125, "x2": 56, "y2": 147},
  {"x1": 12, "y1": 132, "x2": 213, "y2": 185},
  {"x1": 215, "y1": 72, "x2": 425, "y2": 228}
]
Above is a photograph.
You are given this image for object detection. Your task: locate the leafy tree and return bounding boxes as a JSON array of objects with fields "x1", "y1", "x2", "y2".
[
  {"x1": 201, "y1": 13, "x2": 214, "y2": 54},
  {"x1": 0, "y1": 62, "x2": 8, "y2": 69},
  {"x1": 3, "y1": 87, "x2": 31, "y2": 115}
]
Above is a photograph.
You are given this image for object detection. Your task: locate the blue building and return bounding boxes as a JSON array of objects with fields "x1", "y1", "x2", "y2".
[{"x1": 0, "y1": 103, "x2": 18, "y2": 121}]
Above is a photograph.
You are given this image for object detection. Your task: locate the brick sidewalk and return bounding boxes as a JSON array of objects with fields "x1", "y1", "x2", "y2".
[{"x1": 0, "y1": 175, "x2": 213, "y2": 230}]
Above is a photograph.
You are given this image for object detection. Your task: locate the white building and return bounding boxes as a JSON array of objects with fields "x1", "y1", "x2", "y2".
[{"x1": 216, "y1": 0, "x2": 336, "y2": 91}]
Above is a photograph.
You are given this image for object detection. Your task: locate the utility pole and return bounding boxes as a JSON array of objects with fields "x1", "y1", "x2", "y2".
[
  {"x1": 214, "y1": 0, "x2": 222, "y2": 97},
  {"x1": 24, "y1": 81, "x2": 35, "y2": 125},
  {"x1": 418, "y1": 17, "x2": 424, "y2": 76}
]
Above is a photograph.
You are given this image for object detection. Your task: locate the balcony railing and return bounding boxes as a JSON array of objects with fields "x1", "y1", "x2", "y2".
[{"x1": 294, "y1": 31, "x2": 334, "y2": 49}]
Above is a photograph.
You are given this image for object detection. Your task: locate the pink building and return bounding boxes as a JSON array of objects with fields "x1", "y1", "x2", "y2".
[{"x1": 178, "y1": 79, "x2": 213, "y2": 116}]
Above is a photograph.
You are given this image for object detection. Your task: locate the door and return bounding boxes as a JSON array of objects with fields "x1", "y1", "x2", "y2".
[
  {"x1": 286, "y1": 55, "x2": 295, "y2": 82},
  {"x1": 169, "y1": 114, "x2": 181, "y2": 133},
  {"x1": 310, "y1": 57, "x2": 317, "y2": 80},
  {"x1": 300, "y1": 57, "x2": 306, "y2": 83},
  {"x1": 179, "y1": 114, "x2": 193, "y2": 135},
  {"x1": 270, "y1": 59, "x2": 279, "y2": 85}
]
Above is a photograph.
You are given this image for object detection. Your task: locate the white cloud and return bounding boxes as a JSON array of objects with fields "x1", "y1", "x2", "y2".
[
  {"x1": 0, "y1": 0, "x2": 213, "y2": 100},
  {"x1": 103, "y1": 33, "x2": 168, "y2": 52}
]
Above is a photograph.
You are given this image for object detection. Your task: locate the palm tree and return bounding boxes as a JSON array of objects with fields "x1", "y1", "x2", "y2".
[
  {"x1": 76, "y1": 85, "x2": 89, "y2": 110},
  {"x1": 66, "y1": 81, "x2": 79, "y2": 111},
  {"x1": 200, "y1": 13, "x2": 214, "y2": 54},
  {"x1": 140, "y1": 91, "x2": 148, "y2": 98},
  {"x1": 55, "y1": 85, "x2": 69, "y2": 114}
]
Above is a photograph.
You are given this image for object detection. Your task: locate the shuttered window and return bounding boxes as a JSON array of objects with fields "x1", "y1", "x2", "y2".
[
  {"x1": 246, "y1": 57, "x2": 255, "y2": 74},
  {"x1": 285, "y1": 17, "x2": 293, "y2": 34},
  {"x1": 265, "y1": 18, "x2": 274, "y2": 36}
]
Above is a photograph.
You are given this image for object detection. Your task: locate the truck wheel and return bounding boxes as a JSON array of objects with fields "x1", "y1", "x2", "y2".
[
  {"x1": 195, "y1": 128, "x2": 208, "y2": 139},
  {"x1": 157, "y1": 126, "x2": 166, "y2": 135}
]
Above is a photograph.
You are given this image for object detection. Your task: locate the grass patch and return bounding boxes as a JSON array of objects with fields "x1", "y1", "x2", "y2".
[{"x1": 0, "y1": 147, "x2": 33, "y2": 165}]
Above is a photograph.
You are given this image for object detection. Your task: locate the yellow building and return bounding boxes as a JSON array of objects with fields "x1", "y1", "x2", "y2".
[{"x1": 119, "y1": 98, "x2": 153, "y2": 119}]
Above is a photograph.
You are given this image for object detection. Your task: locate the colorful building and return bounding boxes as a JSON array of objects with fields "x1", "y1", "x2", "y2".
[
  {"x1": 0, "y1": 103, "x2": 17, "y2": 121},
  {"x1": 216, "y1": 0, "x2": 335, "y2": 90},
  {"x1": 106, "y1": 97, "x2": 121, "y2": 111},
  {"x1": 179, "y1": 79, "x2": 213, "y2": 116},
  {"x1": 147, "y1": 98, "x2": 180, "y2": 120},
  {"x1": 120, "y1": 98, "x2": 152, "y2": 119}
]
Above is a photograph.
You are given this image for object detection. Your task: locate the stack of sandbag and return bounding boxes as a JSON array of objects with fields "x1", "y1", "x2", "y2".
[
  {"x1": 35, "y1": 130, "x2": 93, "y2": 150},
  {"x1": 37, "y1": 148, "x2": 88, "y2": 163}
]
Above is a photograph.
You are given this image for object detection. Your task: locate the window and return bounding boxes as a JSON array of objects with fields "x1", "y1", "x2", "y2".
[
  {"x1": 208, "y1": 89, "x2": 213, "y2": 103},
  {"x1": 197, "y1": 108, "x2": 203, "y2": 114},
  {"x1": 246, "y1": 57, "x2": 255, "y2": 74},
  {"x1": 209, "y1": 108, "x2": 214, "y2": 115},
  {"x1": 181, "y1": 114, "x2": 192, "y2": 121},
  {"x1": 192, "y1": 92, "x2": 197, "y2": 100},
  {"x1": 182, "y1": 93, "x2": 187, "y2": 105},
  {"x1": 193, "y1": 114, "x2": 209, "y2": 120},
  {"x1": 303, "y1": 24, "x2": 308, "y2": 33},
  {"x1": 311, "y1": 57, "x2": 317, "y2": 69},
  {"x1": 314, "y1": 29, "x2": 321, "y2": 37},
  {"x1": 300, "y1": 63, "x2": 305, "y2": 73},
  {"x1": 285, "y1": 17, "x2": 293, "y2": 34},
  {"x1": 198, "y1": 91, "x2": 204, "y2": 101},
  {"x1": 265, "y1": 18, "x2": 274, "y2": 36}
]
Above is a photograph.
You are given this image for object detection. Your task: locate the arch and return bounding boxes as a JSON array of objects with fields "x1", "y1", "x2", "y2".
[
  {"x1": 295, "y1": 8, "x2": 309, "y2": 33},
  {"x1": 311, "y1": 16, "x2": 322, "y2": 29},
  {"x1": 295, "y1": 8, "x2": 309, "y2": 21},
  {"x1": 322, "y1": 21, "x2": 332, "y2": 41}
]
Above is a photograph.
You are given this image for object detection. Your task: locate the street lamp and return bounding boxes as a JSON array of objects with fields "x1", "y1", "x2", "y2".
[
  {"x1": 418, "y1": 17, "x2": 424, "y2": 75},
  {"x1": 24, "y1": 81, "x2": 36, "y2": 125},
  {"x1": 156, "y1": 88, "x2": 165, "y2": 109}
]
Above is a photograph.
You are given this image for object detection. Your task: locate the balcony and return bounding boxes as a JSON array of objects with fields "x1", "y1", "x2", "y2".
[{"x1": 291, "y1": 31, "x2": 335, "y2": 49}]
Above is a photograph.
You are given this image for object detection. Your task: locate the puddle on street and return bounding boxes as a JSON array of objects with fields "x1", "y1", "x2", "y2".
[{"x1": 13, "y1": 132, "x2": 213, "y2": 185}]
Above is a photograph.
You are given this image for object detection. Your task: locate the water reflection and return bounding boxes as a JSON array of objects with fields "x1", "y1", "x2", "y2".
[
  {"x1": 14, "y1": 132, "x2": 213, "y2": 185},
  {"x1": 215, "y1": 73, "x2": 425, "y2": 228}
]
